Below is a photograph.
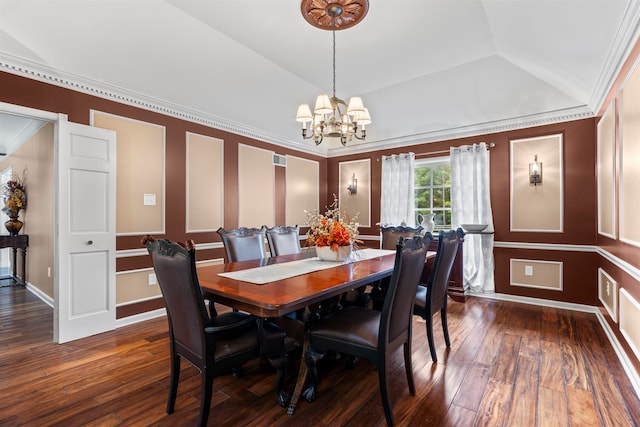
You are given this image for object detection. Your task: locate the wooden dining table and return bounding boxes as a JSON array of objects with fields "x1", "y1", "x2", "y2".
[{"x1": 196, "y1": 247, "x2": 435, "y2": 416}]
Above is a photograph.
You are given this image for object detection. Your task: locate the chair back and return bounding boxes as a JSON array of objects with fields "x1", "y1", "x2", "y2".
[
  {"x1": 381, "y1": 234, "x2": 430, "y2": 346},
  {"x1": 264, "y1": 225, "x2": 301, "y2": 256},
  {"x1": 144, "y1": 237, "x2": 208, "y2": 360},
  {"x1": 217, "y1": 227, "x2": 267, "y2": 262},
  {"x1": 426, "y1": 228, "x2": 463, "y2": 313},
  {"x1": 380, "y1": 225, "x2": 424, "y2": 250}
]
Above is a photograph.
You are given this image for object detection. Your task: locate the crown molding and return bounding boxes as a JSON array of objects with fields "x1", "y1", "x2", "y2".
[
  {"x1": 589, "y1": 0, "x2": 640, "y2": 114},
  {"x1": 329, "y1": 105, "x2": 594, "y2": 157},
  {"x1": 0, "y1": 53, "x2": 326, "y2": 158}
]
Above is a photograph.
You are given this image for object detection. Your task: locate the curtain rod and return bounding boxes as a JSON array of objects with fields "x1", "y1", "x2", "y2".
[
  {"x1": 414, "y1": 142, "x2": 495, "y2": 158},
  {"x1": 377, "y1": 142, "x2": 495, "y2": 161}
]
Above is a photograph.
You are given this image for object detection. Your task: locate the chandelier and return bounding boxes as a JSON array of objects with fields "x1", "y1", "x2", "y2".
[{"x1": 295, "y1": 0, "x2": 371, "y2": 146}]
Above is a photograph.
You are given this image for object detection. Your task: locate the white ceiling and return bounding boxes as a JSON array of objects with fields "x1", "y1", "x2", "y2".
[{"x1": 1, "y1": 0, "x2": 639, "y2": 156}]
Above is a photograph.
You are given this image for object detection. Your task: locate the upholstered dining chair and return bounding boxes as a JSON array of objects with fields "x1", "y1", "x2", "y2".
[
  {"x1": 380, "y1": 225, "x2": 424, "y2": 250},
  {"x1": 264, "y1": 225, "x2": 301, "y2": 256},
  {"x1": 303, "y1": 235, "x2": 428, "y2": 427},
  {"x1": 370, "y1": 225, "x2": 426, "y2": 310},
  {"x1": 217, "y1": 227, "x2": 267, "y2": 263},
  {"x1": 142, "y1": 235, "x2": 288, "y2": 427},
  {"x1": 413, "y1": 228, "x2": 464, "y2": 362}
]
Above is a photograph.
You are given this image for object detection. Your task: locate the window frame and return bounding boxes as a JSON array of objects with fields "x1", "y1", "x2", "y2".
[{"x1": 414, "y1": 156, "x2": 452, "y2": 231}]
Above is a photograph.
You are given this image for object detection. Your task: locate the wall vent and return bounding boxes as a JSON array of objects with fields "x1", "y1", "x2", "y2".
[{"x1": 273, "y1": 154, "x2": 287, "y2": 167}]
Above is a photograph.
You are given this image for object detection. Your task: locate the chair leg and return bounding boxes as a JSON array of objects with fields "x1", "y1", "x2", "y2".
[
  {"x1": 403, "y1": 341, "x2": 416, "y2": 395},
  {"x1": 197, "y1": 368, "x2": 214, "y2": 427},
  {"x1": 167, "y1": 353, "x2": 180, "y2": 414},
  {"x1": 441, "y1": 307, "x2": 451, "y2": 347},
  {"x1": 377, "y1": 359, "x2": 395, "y2": 427},
  {"x1": 426, "y1": 315, "x2": 438, "y2": 362}
]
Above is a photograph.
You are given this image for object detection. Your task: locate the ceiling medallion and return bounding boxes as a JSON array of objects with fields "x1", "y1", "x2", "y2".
[{"x1": 300, "y1": 0, "x2": 369, "y2": 31}]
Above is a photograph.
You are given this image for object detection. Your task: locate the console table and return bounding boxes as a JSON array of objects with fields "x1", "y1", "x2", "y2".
[{"x1": 0, "y1": 234, "x2": 28, "y2": 285}]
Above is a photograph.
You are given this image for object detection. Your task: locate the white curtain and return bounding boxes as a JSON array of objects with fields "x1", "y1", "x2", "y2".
[
  {"x1": 450, "y1": 143, "x2": 495, "y2": 293},
  {"x1": 380, "y1": 153, "x2": 415, "y2": 226}
]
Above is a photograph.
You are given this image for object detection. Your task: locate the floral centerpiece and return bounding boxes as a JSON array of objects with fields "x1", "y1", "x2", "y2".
[
  {"x1": 305, "y1": 197, "x2": 361, "y2": 261},
  {"x1": 1, "y1": 174, "x2": 27, "y2": 235}
]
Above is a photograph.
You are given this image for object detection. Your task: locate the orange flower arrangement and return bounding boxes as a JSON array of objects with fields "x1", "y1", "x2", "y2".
[{"x1": 305, "y1": 197, "x2": 361, "y2": 251}]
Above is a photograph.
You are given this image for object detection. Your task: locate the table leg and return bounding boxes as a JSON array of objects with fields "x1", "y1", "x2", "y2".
[
  {"x1": 20, "y1": 247, "x2": 26, "y2": 286},
  {"x1": 12, "y1": 247, "x2": 17, "y2": 281},
  {"x1": 287, "y1": 338, "x2": 310, "y2": 416}
]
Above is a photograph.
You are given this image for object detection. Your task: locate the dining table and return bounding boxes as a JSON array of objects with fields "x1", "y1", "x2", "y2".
[{"x1": 196, "y1": 246, "x2": 436, "y2": 416}]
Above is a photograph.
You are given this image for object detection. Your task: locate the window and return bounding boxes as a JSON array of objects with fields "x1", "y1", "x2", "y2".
[{"x1": 414, "y1": 157, "x2": 451, "y2": 230}]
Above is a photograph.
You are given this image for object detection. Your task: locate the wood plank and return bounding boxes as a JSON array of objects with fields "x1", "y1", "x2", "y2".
[
  {"x1": 1, "y1": 287, "x2": 639, "y2": 426},
  {"x1": 505, "y1": 356, "x2": 539, "y2": 426},
  {"x1": 538, "y1": 387, "x2": 569, "y2": 427}
]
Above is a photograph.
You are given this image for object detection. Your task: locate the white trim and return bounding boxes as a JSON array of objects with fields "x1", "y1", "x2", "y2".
[
  {"x1": 116, "y1": 308, "x2": 166, "y2": 328},
  {"x1": 0, "y1": 56, "x2": 599, "y2": 161},
  {"x1": 26, "y1": 282, "x2": 54, "y2": 308},
  {"x1": 116, "y1": 242, "x2": 224, "y2": 259},
  {"x1": 509, "y1": 133, "x2": 564, "y2": 233},
  {"x1": 509, "y1": 259, "x2": 563, "y2": 291},
  {"x1": 237, "y1": 143, "x2": 276, "y2": 227},
  {"x1": 285, "y1": 154, "x2": 320, "y2": 226},
  {"x1": 0, "y1": 53, "x2": 323, "y2": 157},
  {"x1": 597, "y1": 100, "x2": 617, "y2": 239},
  {"x1": 358, "y1": 234, "x2": 381, "y2": 241},
  {"x1": 328, "y1": 105, "x2": 593, "y2": 158},
  {"x1": 598, "y1": 267, "x2": 618, "y2": 323},
  {"x1": 494, "y1": 241, "x2": 597, "y2": 252},
  {"x1": 618, "y1": 53, "x2": 640, "y2": 249},
  {"x1": 619, "y1": 288, "x2": 640, "y2": 395},
  {"x1": 90, "y1": 110, "x2": 167, "y2": 236},
  {"x1": 339, "y1": 158, "x2": 372, "y2": 227},
  {"x1": 115, "y1": 295, "x2": 162, "y2": 306},
  {"x1": 185, "y1": 132, "x2": 225, "y2": 233},
  {"x1": 196, "y1": 258, "x2": 224, "y2": 266},
  {"x1": 115, "y1": 266, "x2": 154, "y2": 276},
  {"x1": 597, "y1": 246, "x2": 640, "y2": 283},
  {"x1": 0, "y1": 101, "x2": 59, "y2": 122}
]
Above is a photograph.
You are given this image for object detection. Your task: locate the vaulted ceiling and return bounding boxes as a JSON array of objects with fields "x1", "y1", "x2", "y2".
[{"x1": 1, "y1": 0, "x2": 639, "y2": 156}]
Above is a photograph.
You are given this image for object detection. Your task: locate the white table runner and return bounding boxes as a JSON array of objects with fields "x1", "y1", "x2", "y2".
[{"x1": 217, "y1": 248, "x2": 395, "y2": 284}]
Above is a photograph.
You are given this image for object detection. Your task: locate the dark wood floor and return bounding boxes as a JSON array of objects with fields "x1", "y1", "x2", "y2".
[{"x1": 1, "y1": 281, "x2": 639, "y2": 426}]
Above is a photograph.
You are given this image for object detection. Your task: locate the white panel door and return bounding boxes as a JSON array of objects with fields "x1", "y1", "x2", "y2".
[{"x1": 55, "y1": 117, "x2": 116, "y2": 343}]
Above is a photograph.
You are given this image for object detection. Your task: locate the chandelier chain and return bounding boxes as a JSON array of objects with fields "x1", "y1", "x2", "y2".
[{"x1": 332, "y1": 31, "x2": 336, "y2": 99}]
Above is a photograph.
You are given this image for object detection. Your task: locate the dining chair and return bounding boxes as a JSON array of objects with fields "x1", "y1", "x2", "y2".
[
  {"x1": 142, "y1": 235, "x2": 289, "y2": 427},
  {"x1": 413, "y1": 228, "x2": 463, "y2": 362},
  {"x1": 379, "y1": 225, "x2": 424, "y2": 250},
  {"x1": 303, "y1": 235, "x2": 428, "y2": 427},
  {"x1": 217, "y1": 227, "x2": 267, "y2": 262},
  {"x1": 370, "y1": 225, "x2": 426, "y2": 310},
  {"x1": 264, "y1": 225, "x2": 301, "y2": 256}
]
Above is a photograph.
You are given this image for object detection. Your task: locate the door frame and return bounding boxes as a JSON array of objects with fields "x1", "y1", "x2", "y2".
[{"x1": 0, "y1": 101, "x2": 117, "y2": 342}]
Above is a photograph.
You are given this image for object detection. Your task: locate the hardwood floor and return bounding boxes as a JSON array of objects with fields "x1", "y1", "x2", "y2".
[{"x1": 1, "y1": 282, "x2": 639, "y2": 426}]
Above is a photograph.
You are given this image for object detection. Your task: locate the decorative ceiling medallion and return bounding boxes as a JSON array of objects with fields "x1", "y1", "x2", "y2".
[{"x1": 301, "y1": 0, "x2": 369, "y2": 31}]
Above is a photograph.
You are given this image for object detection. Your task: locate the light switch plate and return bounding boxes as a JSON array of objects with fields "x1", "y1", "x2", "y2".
[
  {"x1": 143, "y1": 194, "x2": 156, "y2": 206},
  {"x1": 524, "y1": 265, "x2": 533, "y2": 276},
  {"x1": 148, "y1": 273, "x2": 157, "y2": 286}
]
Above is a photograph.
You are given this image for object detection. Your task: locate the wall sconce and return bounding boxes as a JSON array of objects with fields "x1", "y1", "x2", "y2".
[
  {"x1": 347, "y1": 173, "x2": 358, "y2": 195},
  {"x1": 529, "y1": 155, "x2": 542, "y2": 186}
]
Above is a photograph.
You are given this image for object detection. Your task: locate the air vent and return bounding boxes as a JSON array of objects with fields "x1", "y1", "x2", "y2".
[{"x1": 273, "y1": 154, "x2": 287, "y2": 167}]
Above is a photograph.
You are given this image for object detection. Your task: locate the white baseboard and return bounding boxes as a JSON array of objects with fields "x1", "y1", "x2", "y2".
[
  {"x1": 115, "y1": 308, "x2": 166, "y2": 328},
  {"x1": 26, "y1": 282, "x2": 53, "y2": 307},
  {"x1": 471, "y1": 292, "x2": 640, "y2": 399}
]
